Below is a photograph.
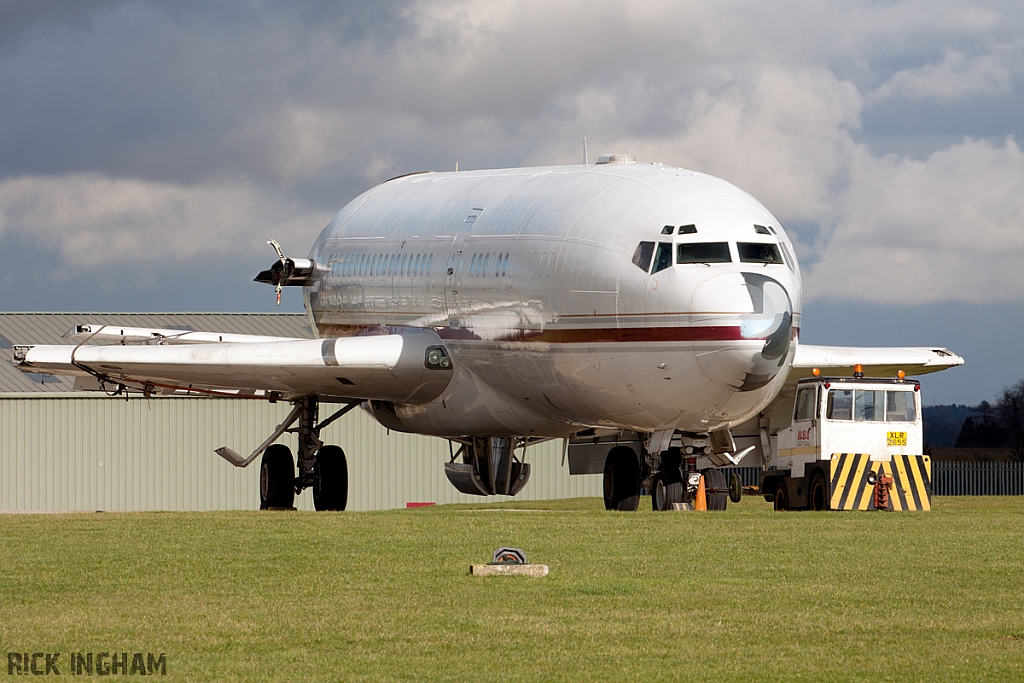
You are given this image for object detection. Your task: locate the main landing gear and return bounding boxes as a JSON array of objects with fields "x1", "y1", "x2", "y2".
[
  {"x1": 217, "y1": 396, "x2": 355, "y2": 511},
  {"x1": 601, "y1": 443, "x2": 732, "y2": 512},
  {"x1": 262, "y1": 397, "x2": 354, "y2": 510}
]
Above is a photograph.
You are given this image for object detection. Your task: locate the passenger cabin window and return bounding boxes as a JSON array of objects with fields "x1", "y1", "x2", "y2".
[
  {"x1": 678, "y1": 224, "x2": 697, "y2": 234},
  {"x1": 652, "y1": 242, "x2": 673, "y2": 274},
  {"x1": 677, "y1": 242, "x2": 731, "y2": 264},
  {"x1": 632, "y1": 241, "x2": 655, "y2": 272},
  {"x1": 794, "y1": 386, "x2": 817, "y2": 421},
  {"x1": 738, "y1": 242, "x2": 783, "y2": 264}
]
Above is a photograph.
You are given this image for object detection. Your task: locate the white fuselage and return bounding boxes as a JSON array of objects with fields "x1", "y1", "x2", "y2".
[{"x1": 305, "y1": 162, "x2": 802, "y2": 439}]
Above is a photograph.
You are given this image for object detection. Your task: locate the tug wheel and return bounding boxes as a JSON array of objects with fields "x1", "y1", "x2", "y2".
[
  {"x1": 773, "y1": 480, "x2": 789, "y2": 511},
  {"x1": 808, "y1": 471, "x2": 829, "y2": 511}
]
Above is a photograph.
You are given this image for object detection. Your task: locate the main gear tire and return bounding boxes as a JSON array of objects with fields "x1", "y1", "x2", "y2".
[
  {"x1": 603, "y1": 447, "x2": 640, "y2": 511},
  {"x1": 260, "y1": 444, "x2": 295, "y2": 510},
  {"x1": 313, "y1": 445, "x2": 349, "y2": 511}
]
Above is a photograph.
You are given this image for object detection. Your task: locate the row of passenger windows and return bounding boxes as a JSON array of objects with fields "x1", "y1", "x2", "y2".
[
  {"x1": 325, "y1": 250, "x2": 562, "y2": 282},
  {"x1": 328, "y1": 252, "x2": 435, "y2": 279},
  {"x1": 469, "y1": 252, "x2": 511, "y2": 277},
  {"x1": 632, "y1": 241, "x2": 785, "y2": 273},
  {"x1": 794, "y1": 386, "x2": 918, "y2": 423}
]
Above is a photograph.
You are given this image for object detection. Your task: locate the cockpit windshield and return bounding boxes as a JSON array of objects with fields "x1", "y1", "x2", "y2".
[
  {"x1": 738, "y1": 242, "x2": 783, "y2": 264},
  {"x1": 677, "y1": 242, "x2": 732, "y2": 264}
]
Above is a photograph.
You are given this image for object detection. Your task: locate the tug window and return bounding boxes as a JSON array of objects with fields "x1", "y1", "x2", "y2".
[
  {"x1": 794, "y1": 386, "x2": 817, "y2": 421},
  {"x1": 632, "y1": 241, "x2": 655, "y2": 272},
  {"x1": 854, "y1": 390, "x2": 884, "y2": 422},
  {"x1": 826, "y1": 389, "x2": 853, "y2": 421},
  {"x1": 677, "y1": 242, "x2": 731, "y2": 264},
  {"x1": 652, "y1": 242, "x2": 673, "y2": 274},
  {"x1": 826, "y1": 389, "x2": 917, "y2": 423},
  {"x1": 738, "y1": 242, "x2": 783, "y2": 264},
  {"x1": 886, "y1": 391, "x2": 917, "y2": 422}
]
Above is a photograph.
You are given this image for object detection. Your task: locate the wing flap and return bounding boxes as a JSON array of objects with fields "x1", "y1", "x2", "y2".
[{"x1": 15, "y1": 331, "x2": 452, "y2": 404}]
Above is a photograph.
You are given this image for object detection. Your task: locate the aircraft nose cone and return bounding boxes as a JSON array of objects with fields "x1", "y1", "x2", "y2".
[{"x1": 690, "y1": 272, "x2": 793, "y2": 392}]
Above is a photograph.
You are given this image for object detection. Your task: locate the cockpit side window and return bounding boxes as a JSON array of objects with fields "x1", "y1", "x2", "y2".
[
  {"x1": 632, "y1": 241, "x2": 655, "y2": 272},
  {"x1": 738, "y1": 242, "x2": 783, "y2": 264},
  {"x1": 652, "y1": 242, "x2": 673, "y2": 273},
  {"x1": 677, "y1": 242, "x2": 732, "y2": 264},
  {"x1": 754, "y1": 225, "x2": 772, "y2": 235},
  {"x1": 678, "y1": 224, "x2": 697, "y2": 234}
]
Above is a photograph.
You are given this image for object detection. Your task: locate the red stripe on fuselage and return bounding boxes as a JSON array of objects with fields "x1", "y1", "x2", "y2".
[{"x1": 314, "y1": 323, "x2": 765, "y2": 344}]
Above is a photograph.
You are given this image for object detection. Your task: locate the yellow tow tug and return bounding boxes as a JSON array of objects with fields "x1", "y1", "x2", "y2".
[{"x1": 761, "y1": 366, "x2": 930, "y2": 511}]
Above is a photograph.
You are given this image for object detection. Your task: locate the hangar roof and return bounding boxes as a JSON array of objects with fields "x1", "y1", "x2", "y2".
[{"x1": 0, "y1": 313, "x2": 312, "y2": 394}]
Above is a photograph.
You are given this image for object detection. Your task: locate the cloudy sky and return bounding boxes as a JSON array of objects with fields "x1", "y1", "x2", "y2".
[{"x1": 2, "y1": 0, "x2": 1023, "y2": 405}]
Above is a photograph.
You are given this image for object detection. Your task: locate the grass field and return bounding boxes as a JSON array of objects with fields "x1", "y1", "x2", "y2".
[{"x1": 2, "y1": 496, "x2": 1023, "y2": 682}]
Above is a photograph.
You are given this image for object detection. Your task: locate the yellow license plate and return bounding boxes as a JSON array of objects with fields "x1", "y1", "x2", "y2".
[{"x1": 887, "y1": 431, "x2": 907, "y2": 447}]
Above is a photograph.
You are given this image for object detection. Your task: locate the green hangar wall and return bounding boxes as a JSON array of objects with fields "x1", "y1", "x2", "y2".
[{"x1": 0, "y1": 313, "x2": 602, "y2": 512}]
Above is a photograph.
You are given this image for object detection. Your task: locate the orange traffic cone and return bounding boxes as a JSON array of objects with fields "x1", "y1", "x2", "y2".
[{"x1": 694, "y1": 474, "x2": 707, "y2": 511}]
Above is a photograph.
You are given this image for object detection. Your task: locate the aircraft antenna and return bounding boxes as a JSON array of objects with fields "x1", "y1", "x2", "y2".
[
  {"x1": 583, "y1": 137, "x2": 588, "y2": 165},
  {"x1": 455, "y1": 161, "x2": 459, "y2": 172}
]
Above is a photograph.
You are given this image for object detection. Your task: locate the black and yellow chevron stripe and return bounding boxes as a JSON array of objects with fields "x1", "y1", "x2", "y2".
[{"x1": 829, "y1": 453, "x2": 931, "y2": 511}]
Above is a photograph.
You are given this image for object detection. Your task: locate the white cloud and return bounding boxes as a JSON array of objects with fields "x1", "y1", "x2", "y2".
[
  {"x1": 0, "y1": 174, "x2": 332, "y2": 272},
  {"x1": 603, "y1": 68, "x2": 862, "y2": 226},
  {"x1": 868, "y1": 44, "x2": 1024, "y2": 104},
  {"x1": 4, "y1": 0, "x2": 1024, "y2": 310},
  {"x1": 805, "y1": 137, "x2": 1024, "y2": 304}
]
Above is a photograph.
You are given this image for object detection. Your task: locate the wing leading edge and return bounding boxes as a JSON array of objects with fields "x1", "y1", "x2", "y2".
[
  {"x1": 790, "y1": 344, "x2": 963, "y2": 381},
  {"x1": 13, "y1": 329, "x2": 453, "y2": 405}
]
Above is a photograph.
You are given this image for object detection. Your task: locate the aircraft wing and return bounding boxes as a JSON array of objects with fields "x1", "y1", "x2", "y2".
[
  {"x1": 790, "y1": 344, "x2": 964, "y2": 381},
  {"x1": 12, "y1": 329, "x2": 453, "y2": 405}
]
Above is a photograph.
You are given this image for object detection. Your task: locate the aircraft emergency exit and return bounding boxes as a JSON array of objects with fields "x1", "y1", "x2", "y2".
[{"x1": 12, "y1": 155, "x2": 963, "y2": 510}]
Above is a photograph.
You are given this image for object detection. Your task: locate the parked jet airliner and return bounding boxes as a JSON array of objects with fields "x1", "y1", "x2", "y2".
[{"x1": 13, "y1": 154, "x2": 962, "y2": 510}]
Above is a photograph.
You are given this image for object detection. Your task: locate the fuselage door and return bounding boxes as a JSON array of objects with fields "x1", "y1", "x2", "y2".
[{"x1": 444, "y1": 210, "x2": 481, "y2": 324}]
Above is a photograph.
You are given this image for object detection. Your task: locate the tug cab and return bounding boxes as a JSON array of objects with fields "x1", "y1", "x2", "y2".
[{"x1": 760, "y1": 368, "x2": 931, "y2": 511}]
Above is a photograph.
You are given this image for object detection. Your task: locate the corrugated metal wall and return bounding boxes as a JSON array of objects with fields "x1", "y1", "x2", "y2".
[{"x1": 0, "y1": 394, "x2": 602, "y2": 511}]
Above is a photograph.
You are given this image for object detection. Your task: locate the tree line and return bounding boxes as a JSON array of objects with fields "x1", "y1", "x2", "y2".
[{"x1": 951, "y1": 379, "x2": 1024, "y2": 459}]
